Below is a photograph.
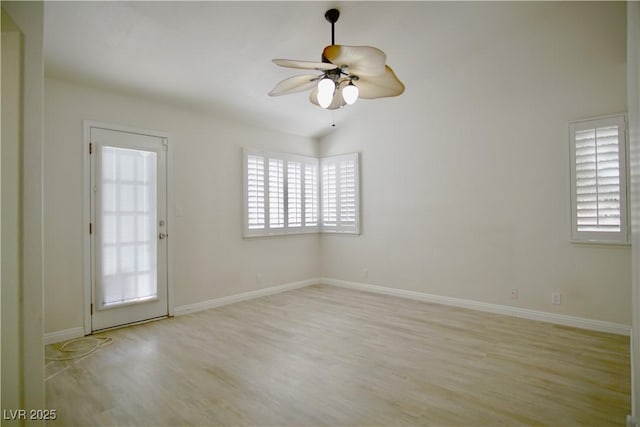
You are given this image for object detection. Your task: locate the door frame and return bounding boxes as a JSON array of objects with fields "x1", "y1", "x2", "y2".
[{"x1": 82, "y1": 120, "x2": 174, "y2": 334}]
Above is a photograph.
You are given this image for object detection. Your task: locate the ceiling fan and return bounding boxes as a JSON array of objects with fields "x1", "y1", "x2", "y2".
[{"x1": 268, "y1": 8, "x2": 405, "y2": 110}]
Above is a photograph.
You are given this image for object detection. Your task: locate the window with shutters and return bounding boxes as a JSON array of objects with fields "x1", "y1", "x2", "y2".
[
  {"x1": 243, "y1": 149, "x2": 320, "y2": 237},
  {"x1": 243, "y1": 149, "x2": 359, "y2": 237},
  {"x1": 569, "y1": 114, "x2": 628, "y2": 244},
  {"x1": 321, "y1": 153, "x2": 360, "y2": 234}
]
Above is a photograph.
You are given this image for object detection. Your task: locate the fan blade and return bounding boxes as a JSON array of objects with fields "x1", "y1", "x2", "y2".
[
  {"x1": 309, "y1": 88, "x2": 346, "y2": 110},
  {"x1": 273, "y1": 59, "x2": 337, "y2": 71},
  {"x1": 322, "y1": 45, "x2": 387, "y2": 76},
  {"x1": 269, "y1": 74, "x2": 320, "y2": 96},
  {"x1": 354, "y1": 65, "x2": 405, "y2": 99}
]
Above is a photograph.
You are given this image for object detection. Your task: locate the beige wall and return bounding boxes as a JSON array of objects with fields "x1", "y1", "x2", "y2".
[
  {"x1": 44, "y1": 77, "x2": 321, "y2": 333},
  {"x1": 2, "y1": 0, "x2": 46, "y2": 417},
  {"x1": 2, "y1": 9, "x2": 23, "y2": 417},
  {"x1": 318, "y1": 2, "x2": 631, "y2": 325}
]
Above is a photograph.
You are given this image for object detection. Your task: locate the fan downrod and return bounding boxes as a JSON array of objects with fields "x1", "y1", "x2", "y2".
[{"x1": 325, "y1": 9, "x2": 339, "y2": 45}]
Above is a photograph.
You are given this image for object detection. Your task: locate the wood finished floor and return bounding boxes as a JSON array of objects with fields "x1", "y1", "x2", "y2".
[{"x1": 45, "y1": 284, "x2": 630, "y2": 426}]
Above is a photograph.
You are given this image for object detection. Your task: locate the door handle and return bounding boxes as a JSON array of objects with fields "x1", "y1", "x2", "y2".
[{"x1": 159, "y1": 233, "x2": 168, "y2": 240}]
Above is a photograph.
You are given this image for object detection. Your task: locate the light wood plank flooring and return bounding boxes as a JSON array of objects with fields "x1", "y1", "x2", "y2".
[{"x1": 45, "y1": 284, "x2": 630, "y2": 426}]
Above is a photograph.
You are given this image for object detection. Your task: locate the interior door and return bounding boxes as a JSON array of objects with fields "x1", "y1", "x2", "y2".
[{"x1": 90, "y1": 126, "x2": 168, "y2": 331}]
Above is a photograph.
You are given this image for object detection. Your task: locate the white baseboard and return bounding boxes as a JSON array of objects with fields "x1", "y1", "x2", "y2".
[
  {"x1": 321, "y1": 277, "x2": 631, "y2": 336},
  {"x1": 174, "y1": 278, "x2": 320, "y2": 316},
  {"x1": 45, "y1": 277, "x2": 629, "y2": 343},
  {"x1": 44, "y1": 327, "x2": 85, "y2": 345},
  {"x1": 43, "y1": 279, "x2": 319, "y2": 343}
]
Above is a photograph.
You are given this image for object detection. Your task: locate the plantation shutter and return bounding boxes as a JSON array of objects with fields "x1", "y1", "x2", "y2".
[
  {"x1": 339, "y1": 157, "x2": 357, "y2": 228},
  {"x1": 321, "y1": 153, "x2": 360, "y2": 234},
  {"x1": 245, "y1": 152, "x2": 265, "y2": 233},
  {"x1": 287, "y1": 160, "x2": 302, "y2": 228},
  {"x1": 322, "y1": 162, "x2": 337, "y2": 228},
  {"x1": 304, "y1": 162, "x2": 319, "y2": 227},
  {"x1": 268, "y1": 158, "x2": 285, "y2": 229},
  {"x1": 570, "y1": 115, "x2": 628, "y2": 243},
  {"x1": 244, "y1": 150, "x2": 319, "y2": 236},
  {"x1": 243, "y1": 149, "x2": 356, "y2": 237}
]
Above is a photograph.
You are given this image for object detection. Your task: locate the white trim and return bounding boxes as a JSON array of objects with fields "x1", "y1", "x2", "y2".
[
  {"x1": 166, "y1": 136, "x2": 175, "y2": 317},
  {"x1": 44, "y1": 327, "x2": 85, "y2": 345},
  {"x1": 174, "y1": 278, "x2": 319, "y2": 316},
  {"x1": 632, "y1": 333, "x2": 638, "y2": 427},
  {"x1": 321, "y1": 277, "x2": 631, "y2": 336},
  {"x1": 82, "y1": 121, "x2": 92, "y2": 335},
  {"x1": 82, "y1": 120, "x2": 174, "y2": 333},
  {"x1": 628, "y1": 2, "x2": 640, "y2": 420}
]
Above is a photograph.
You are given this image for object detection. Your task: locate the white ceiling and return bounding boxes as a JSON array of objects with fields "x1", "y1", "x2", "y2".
[{"x1": 44, "y1": 1, "x2": 542, "y2": 138}]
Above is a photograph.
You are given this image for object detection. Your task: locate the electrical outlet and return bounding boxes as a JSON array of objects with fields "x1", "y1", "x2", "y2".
[
  {"x1": 510, "y1": 288, "x2": 518, "y2": 299},
  {"x1": 552, "y1": 292, "x2": 561, "y2": 305},
  {"x1": 362, "y1": 268, "x2": 369, "y2": 280}
]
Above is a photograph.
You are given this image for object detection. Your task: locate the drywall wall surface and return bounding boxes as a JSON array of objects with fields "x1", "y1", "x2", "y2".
[
  {"x1": 2, "y1": 13, "x2": 23, "y2": 416},
  {"x1": 319, "y1": 2, "x2": 631, "y2": 324},
  {"x1": 3, "y1": 0, "x2": 46, "y2": 415},
  {"x1": 44, "y1": 77, "x2": 320, "y2": 333}
]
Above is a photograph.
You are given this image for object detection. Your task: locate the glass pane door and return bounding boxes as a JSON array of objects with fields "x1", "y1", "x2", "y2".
[
  {"x1": 90, "y1": 125, "x2": 168, "y2": 332},
  {"x1": 100, "y1": 146, "x2": 158, "y2": 307}
]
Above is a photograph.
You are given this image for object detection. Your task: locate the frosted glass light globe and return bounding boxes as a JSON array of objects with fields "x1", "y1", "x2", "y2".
[
  {"x1": 317, "y1": 78, "x2": 335, "y2": 95},
  {"x1": 342, "y1": 83, "x2": 359, "y2": 105},
  {"x1": 318, "y1": 91, "x2": 333, "y2": 108}
]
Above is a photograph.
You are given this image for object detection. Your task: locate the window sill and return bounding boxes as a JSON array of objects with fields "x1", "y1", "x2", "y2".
[
  {"x1": 244, "y1": 230, "x2": 318, "y2": 239},
  {"x1": 321, "y1": 230, "x2": 360, "y2": 236},
  {"x1": 243, "y1": 230, "x2": 360, "y2": 239},
  {"x1": 570, "y1": 239, "x2": 631, "y2": 248}
]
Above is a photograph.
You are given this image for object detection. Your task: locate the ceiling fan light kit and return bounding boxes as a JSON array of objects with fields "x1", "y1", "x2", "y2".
[{"x1": 269, "y1": 8, "x2": 404, "y2": 111}]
